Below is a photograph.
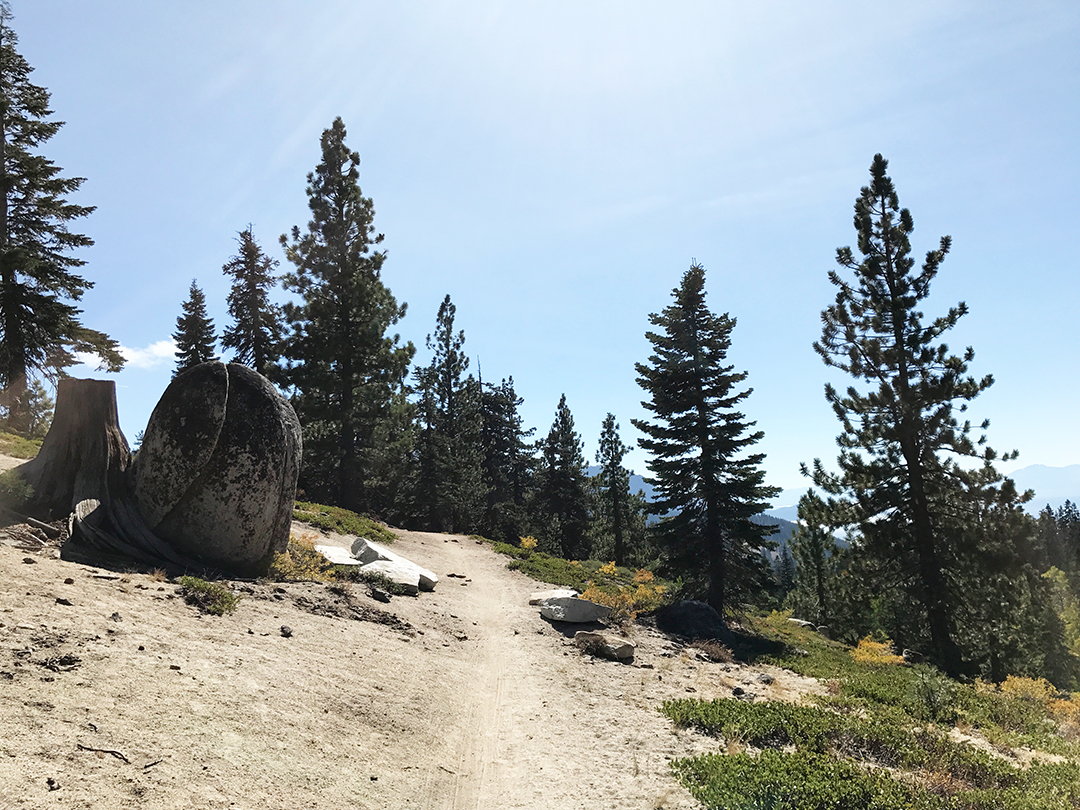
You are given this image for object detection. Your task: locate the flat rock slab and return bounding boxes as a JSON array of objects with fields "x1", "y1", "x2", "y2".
[
  {"x1": 351, "y1": 538, "x2": 438, "y2": 591},
  {"x1": 529, "y1": 588, "x2": 578, "y2": 605},
  {"x1": 358, "y1": 560, "x2": 420, "y2": 595},
  {"x1": 538, "y1": 597, "x2": 611, "y2": 623},
  {"x1": 574, "y1": 631, "x2": 636, "y2": 661},
  {"x1": 315, "y1": 545, "x2": 359, "y2": 567}
]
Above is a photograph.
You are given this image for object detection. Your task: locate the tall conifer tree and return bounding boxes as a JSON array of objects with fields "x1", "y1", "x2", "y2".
[
  {"x1": 478, "y1": 376, "x2": 534, "y2": 543},
  {"x1": 787, "y1": 491, "x2": 837, "y2": 625},
  {"x1": 634, "y1": 262, "x2": 778, "y2": 616},
  {"x1": 279, "y1": 118, "x2": 414, "y2": 513},
  {"x1": 809, "y1": 154, "x2": 1030, "y2": 676},
  {"x1": 222, "y1": 225, "x2": 282, "y2": 377},
  {"x1": 596, "y1": 413, "x2": 631, "y2": 566},
  {"x1": 535, "y1": 394, "x2": 590, "y2": 559},
  {"x1": 172, "y1": 279, "x2": 217, "y2": 376},
  {"x1": 0, "y1": 4, "x2": 122, "y2": 433},
  {"x1": 412, "y1": 294, "x2": 485, "y2": 533}
]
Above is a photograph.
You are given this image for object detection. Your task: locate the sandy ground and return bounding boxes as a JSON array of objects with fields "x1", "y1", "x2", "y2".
[{"x1": 0, "y1": 502, "x2": 822, "y2": 809}]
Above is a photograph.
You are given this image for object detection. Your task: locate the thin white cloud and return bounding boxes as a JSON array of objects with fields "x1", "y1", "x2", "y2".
[{"x1": 74, "y1": 340, "x2": 177, "y2": 371}]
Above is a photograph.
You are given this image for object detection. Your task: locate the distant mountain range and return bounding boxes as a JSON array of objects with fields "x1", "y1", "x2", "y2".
[
  {"x1": 588, "y1": 464, "x2": 1080, "y2": 540},
  {"x1": 759, "y1": 465, "x2": 1080, "y2": 521}
]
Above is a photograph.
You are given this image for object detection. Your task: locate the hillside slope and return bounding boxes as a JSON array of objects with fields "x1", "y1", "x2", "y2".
[{"x1": 0, "y1": 514, "x2": 823, "y2": 810}]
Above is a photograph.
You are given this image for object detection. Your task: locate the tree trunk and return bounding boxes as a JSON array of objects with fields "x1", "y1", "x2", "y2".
[
  {"x1": 15, "y1": 378, "x2": 203, "y2": 572},
  {"x1": 17, "y1": 378, "x2": 130, "y2": 518}
]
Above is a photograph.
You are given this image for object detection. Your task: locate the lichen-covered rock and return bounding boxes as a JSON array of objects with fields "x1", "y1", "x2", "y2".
[{"x1": 132, "y1": 362, "x2": 301, "y2": 576}]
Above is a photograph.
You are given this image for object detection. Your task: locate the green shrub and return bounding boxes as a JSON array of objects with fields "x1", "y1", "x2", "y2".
[
  {"x1": 178, "y1": 576, "x2": 239, "y2": 616},
  {"x1": 0, "y1": 469, "x2": 33, "y2": 509},
  {"x1": 908, "y1": 663, "x2": 958, "y2": 723},
  {"x1": 672, "y1": 750, "x2": 935, "y2": 810},
  {"x1": 293, "y1": 501, "x2": 395, "y2": 544}
]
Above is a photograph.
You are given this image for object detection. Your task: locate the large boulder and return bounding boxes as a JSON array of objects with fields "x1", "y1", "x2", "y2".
[
  {"x1": 538, "y1": 596, "x2": 611, "y2": 623},
  {"x1": 132, "y1": 362, "x2": 302, "y2": 576}
]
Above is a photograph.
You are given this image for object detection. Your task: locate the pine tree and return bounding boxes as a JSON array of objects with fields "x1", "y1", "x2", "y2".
[
  {"x1": 172, "y1": 279, "x2": 217, "y2": 376},
  {"x1": 477, "y1": 375, "x2": 535, "y2": 542},
  {"x1": 634, "y1": 262, "x2": 778, "y2": 616},
  {"x1": 279, "y1": 117, "x2": 414, "y2": 514},
  {"x1": 535, "y1": 394, "x2": 590, "y2": 559},
  {"x1": 411, "y1": 294, "x2": 485, "y2": 533},
  {"x1": 808, "y1": 154, "x2": 1029, "y2": 676},
  {"x1": 788, "y1": 491, "x2": 837, "y2": 625},
  {"x1": 221, "y1": 225, "x2": 282, "y2": 377},
  {"x1": 596, "y1": 413, "x2": 631, "y2": 566},
  {"x1": 0, "y1": 4, "x2": 122, "y2": 434}
]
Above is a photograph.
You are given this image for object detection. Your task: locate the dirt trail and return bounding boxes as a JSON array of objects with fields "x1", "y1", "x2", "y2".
[{"x1": 0, "y1": 518, "x2": 820, "y2": 809}]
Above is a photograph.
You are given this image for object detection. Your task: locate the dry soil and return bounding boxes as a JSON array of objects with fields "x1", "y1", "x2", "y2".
[{"x1": 0, "y1": 492, "x2": 820, "y2": 809}]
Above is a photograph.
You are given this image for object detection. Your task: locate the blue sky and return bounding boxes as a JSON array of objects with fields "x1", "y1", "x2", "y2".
[{"x1": 16, "y1": 1, "x2": 1080, "y2": 491}]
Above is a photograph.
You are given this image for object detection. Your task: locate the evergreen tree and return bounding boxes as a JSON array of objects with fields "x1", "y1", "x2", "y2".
[
  {"x1": 596, "y1": 413, "x2": 631, "y2": 566},
  {"x1": 279, "y1": 117, "x2": 414, "y2": 514},
  {"x1": 787, "y1": 490, "x2": 837, "y2": 625},
  {"x1": 411, "y1": 294, "x2": 485, "y2": 533},
  {"x1": 221, "y1": 225, "x2": 282, "y2": 377},
  {"x1": 776, "y1": 544, "x2": 796, "y2": 598},
  {"x1": 808, "y1": 154, "x2": 1031, "y2": 676},
  {"x1": 0, "y1": 4, "x2": 122, "y2": 434},
  {"x1": 477, "y1": 375, "x2": 535, "y2": 542},
  {"x1": 535, "y1": 394, "x2": 590, "y2": 559},
  {"x1": 633, "y1": 262, "x2": 779, "y2": 615},
  {"x1": 172, "y1": 279, "x2": 217, "y2": 376}
]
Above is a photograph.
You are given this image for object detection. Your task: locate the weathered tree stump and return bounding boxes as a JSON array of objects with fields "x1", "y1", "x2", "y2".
[{"x1": 17, "y1": 378, "x2": 130, "y2": 518}]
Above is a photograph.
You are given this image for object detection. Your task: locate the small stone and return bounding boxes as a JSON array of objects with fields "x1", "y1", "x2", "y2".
[
  {"x1": 21, "y1": 557, "x2": 35, "y2": 564},
  {"x1": 138, "y1": 645, "x2": 144, "y2": 651},
  {"x1": 55, "y1": 598, "x2": 73, "y2": 606},
  {"x1": 46, "y1": 777, "x2": 59, "y2": 791},
  {"x1": 732, "y1": 686, "x2": 745, "y2": 696},
  {"x1": 756, "y1": 673, "x2": 775, "y2": 685},
  {"x1": 370, "y1": 588, "x2": 391, "y2": 603},
  {"x1": 454, "y1": 632, "x2": 468, "y2": 641},
  {"x1": 64, "y1": 578, "x2": 74, "y2": 585},
  {"x1": 110, "y1": 612, "x2": 122, "y2": 622},
  {"x1": 280, "y1": 625, "x2": 293, "y2": 638},
  {"x1": 169, "y1": 665, "x2": 181, "y2": 671}
]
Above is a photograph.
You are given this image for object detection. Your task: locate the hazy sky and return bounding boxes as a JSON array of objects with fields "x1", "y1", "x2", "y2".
[{"x1": 16, "y1": 1, "x2": 1080, "y2": 491}]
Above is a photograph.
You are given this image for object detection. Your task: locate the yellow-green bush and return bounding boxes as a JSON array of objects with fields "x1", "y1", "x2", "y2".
[{"x1": 851, "y1": 636, "x2": 905, "y2": 666}]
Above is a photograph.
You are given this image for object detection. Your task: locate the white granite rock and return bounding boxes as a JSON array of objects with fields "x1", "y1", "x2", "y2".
[
  {"x1": 350, "y1": 538, "x2": 438, "y2": 591},
  {"x1": 358, "y1": 559, "x2": 420, "y2": 595},
  {"x1": 528, "y1": 588, "x2": 579, "y2": 605},
  {"x1": 538, "y1": 596, "x2": 611, "y2": 623},
  {"x1": 315, "y1": 545, "x2": 359, "y2": 566},
  {"x1": 574, "y1": 631, "x2": 636, "y2": 661}
]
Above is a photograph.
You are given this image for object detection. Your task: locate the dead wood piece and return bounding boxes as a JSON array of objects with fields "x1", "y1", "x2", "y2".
[{"x1": 76, "y1": 743, "x2": 130, "y2": 764}]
